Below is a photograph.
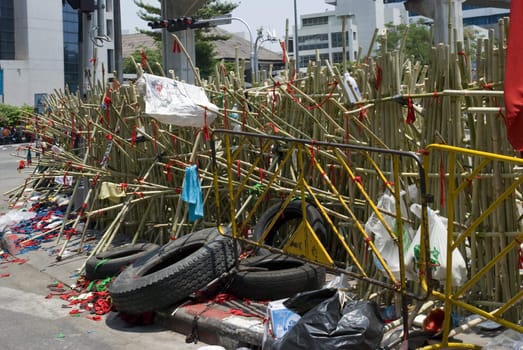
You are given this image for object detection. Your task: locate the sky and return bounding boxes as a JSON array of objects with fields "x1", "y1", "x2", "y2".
[{"x1": 121, "y1": 0, "x2": 333, "y2": 45}]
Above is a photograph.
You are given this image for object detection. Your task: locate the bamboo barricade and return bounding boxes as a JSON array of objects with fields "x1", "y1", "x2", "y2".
[{"x1": 11, "y1": 16, "x2": 520, "y2": 343}]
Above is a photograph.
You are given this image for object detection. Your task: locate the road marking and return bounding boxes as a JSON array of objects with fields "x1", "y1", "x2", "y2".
[{"x1": 0, "y1": 286, "x2": 70, "y2": 320}]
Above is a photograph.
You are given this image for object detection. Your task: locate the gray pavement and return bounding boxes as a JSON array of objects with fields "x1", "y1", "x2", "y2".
[{"x1": 0, "y1": 144, "x2": 212, "y2": 350}]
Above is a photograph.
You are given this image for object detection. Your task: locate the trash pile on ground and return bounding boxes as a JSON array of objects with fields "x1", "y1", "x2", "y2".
[{"x1": 1, "y1": 21, "x2": 523, "y2": 349}]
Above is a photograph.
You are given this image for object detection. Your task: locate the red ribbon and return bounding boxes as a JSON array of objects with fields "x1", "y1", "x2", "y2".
[
  {"x1": 131, "y1": 125, "x2": 137, "y2": 147},
  {"x1": 103, "y1": 92, "x2": 111, "y2": 125},
  {"x1": 91, "y1": 174, "x2": 100, "y2": 187},
  {"x1": 202, "y1": 108, "x2": 210, "y2": 142},
  {"x1": 173, "y1": 40, "x2": 181, "y2": 53},
  {"x1": 306, "y1": 81, "x2": 338, "y2": 111},
  {"x1": 165, "y1": 162, "x2": 173, "y2": 182},
  {"x1": 140, "y1": 50, "x2": 148, "y2": 68},
  {"x1": 237, "y1": 160, "x2": 241, "y2": 178},
  {"x1": 259, "y1": 167, "x2": 264, "y2": 184},
  {"x1": 406, "y1": 96, "x2": 416, "y2": 124},
  {"x1": 280, "y1": 40, "x2": 287, "y2": 63},
  {"x1": 375, "y1": 65, "x2": 383, "y2": 91},
  {"x1": 457, "y1": 50, "x2": 468, "y2": 66}
]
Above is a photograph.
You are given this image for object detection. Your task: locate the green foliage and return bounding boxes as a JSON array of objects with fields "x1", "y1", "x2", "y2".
[
  {"x1": 132, "y1": 0, "x2": 238, "y2": 79},
  {"x1": 195, "y1": 1, "x2": 237, "y2": 19},
  {"x1": 123, "y1": 45, "x2": 163, "y2": 75},
  {"x1": 134, "y1": 0, "x2": 162, "y2": 42},
  {"x1": 0, "y1": 104, "x2": 33, "y2": 127},
  {"x1": 195, "y1": 36, "x2": 217, "y2": 78},
  {"x1": 384, "y1": 21, "x2": 431, "y2": 65}
]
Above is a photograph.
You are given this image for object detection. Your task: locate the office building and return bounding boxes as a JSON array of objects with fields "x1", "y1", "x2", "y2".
[{"x1": 0, "y1": 0, "x2": 115, "y2": 107}]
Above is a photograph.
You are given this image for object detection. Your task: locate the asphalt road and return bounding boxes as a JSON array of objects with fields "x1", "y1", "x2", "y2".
[{"x1": 0, "y1": 144, "x2": 211, "y2": 350}]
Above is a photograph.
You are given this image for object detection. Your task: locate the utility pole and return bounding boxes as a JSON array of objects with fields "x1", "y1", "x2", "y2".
[
  {"x1": 405, "y1": 0, "x2": 465, "y2": 51},
  {"x1": 293, "y1": 0, "x2": 299, "y2": 71},
  {"x1": 152, "y1": 8, "x2": 236, "y2": 84},
  {"x1": 160, "y1": 0, "x2": 206, "y2": 84},
  {"x1": 114, "y1": 0, "x2": 123, "y2": 83}
]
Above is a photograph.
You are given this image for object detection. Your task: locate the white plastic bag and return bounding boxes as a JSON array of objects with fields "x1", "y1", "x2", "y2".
[
  {"x1": 0, "y1": 210, "x2": 37, "y2": 232},
  {"x1": 364, "y1": 191, "x2": 413, "y2": 280},
  {"x1": 405, "y1": 204, "x2": 467, "y2": 286},
  {"x1": 136, "y1": 73, "x2": 219, "y2": 128}
]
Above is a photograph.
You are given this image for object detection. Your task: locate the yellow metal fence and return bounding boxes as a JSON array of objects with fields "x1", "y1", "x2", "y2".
[{"x1": 211, "y1": 130, "x2": 523, "y2": 349}]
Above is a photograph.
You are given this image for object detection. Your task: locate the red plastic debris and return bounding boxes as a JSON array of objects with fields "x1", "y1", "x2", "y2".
[
  {"x1": 423, "y1": 308, "x2": 446, "y2": 333},
  {"x1": 87, "y1": 315, "x2": 102, "y2": 321}
]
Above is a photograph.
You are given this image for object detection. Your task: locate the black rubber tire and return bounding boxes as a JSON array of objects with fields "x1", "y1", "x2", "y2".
[
  {"x1": 84, "y1": 243, "x2": 159, "y2": 281},
  {"x1": 253, "y1": 200, "x2": 328, "y2": 254},
  {"x1": 108, "y1": 227, "x2": 236, "y2": 314},
  {"x1": 226, "y1": 254, "x2": 326, "y2": 301}
]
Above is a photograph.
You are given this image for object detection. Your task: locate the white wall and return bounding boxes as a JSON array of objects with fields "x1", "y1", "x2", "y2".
[
  {"x1": 0, "y1": 0, "x2": 115, "y2": 107},
  {"x1": 1, "y1": 0, "x2": 64, "y2": 106}
]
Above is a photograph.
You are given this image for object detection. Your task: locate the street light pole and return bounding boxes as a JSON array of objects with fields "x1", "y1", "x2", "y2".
[
  {"x1": 254, "y1": 28, "x2": 278, "y2": 75},
  {"x1": 231, "y1": 17, "x2": 256, "y2": 79}
]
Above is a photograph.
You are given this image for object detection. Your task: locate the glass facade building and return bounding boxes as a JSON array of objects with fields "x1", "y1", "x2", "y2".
[
  {"x1": 0, "y1": 0, "x2": 14, "y2": 60},
  {"x1": 63, "y1": 3, "x2": 80, "y2": 94}
]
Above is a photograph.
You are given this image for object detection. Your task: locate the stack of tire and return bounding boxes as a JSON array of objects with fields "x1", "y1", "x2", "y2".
[{"x1": 96, "y1": 201, "x2": 327, "y2": 314}]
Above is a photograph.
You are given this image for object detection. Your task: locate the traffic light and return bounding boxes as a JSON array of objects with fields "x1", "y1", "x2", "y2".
[
  {"x1": 66, "y1": 0, "x2": 95, "y2": 12},
  {"x1": 148, "y1": 17, "x2": 211, "y2": 32}
]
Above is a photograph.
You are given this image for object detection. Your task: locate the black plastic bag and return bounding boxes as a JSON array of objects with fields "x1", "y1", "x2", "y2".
[
  {"x1": 272, "y1": 292, "x2": 385, "y2": 350},
  {"x1": 283, "y1": 288, "x2": 337, "y2": 316}
]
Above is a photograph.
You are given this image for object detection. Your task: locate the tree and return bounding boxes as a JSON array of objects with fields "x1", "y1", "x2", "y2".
[
  {"x1": 130, "y1": 0, "x2": 238, "y2": 78},
  {"x1": 384, "y1": 20, "x2": 431, "y2": 65},
  {"x1": 123, "y1": 45, "x2": 163, "y2": 76}
]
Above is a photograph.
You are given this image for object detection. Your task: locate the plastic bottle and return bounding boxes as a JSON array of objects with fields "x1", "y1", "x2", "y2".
[
  {"x1": 230, "y1": 103, "x2": 241, "y2": 131},
  {"x1": 342, "y1": 72, "x2": 362, "y2": 103}
]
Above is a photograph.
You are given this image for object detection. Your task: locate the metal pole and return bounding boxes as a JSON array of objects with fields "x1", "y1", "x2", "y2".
[
  {"x1": 231, "y1": 17, "x2": 255, "y2": 78},
  {"x1": 254, "y1": 29, "x2": 262, "y2": 77},
  {"x1": 294, "y1": 0, "x2": 299, "y2": 71},
  {"x1": 113, "y1": 0, "x2": 123, "y2": 83},
  {"x1": 161, "y1": 0, "x2": 169, "y2": 75}
]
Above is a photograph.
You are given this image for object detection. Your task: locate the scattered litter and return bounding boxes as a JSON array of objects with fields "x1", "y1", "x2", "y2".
[{"x1": 45, "y1": 275, "x2": 114, "y2": 321}]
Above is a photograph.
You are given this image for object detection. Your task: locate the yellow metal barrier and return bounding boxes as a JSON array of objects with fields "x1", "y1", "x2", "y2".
[
  {"x1": 420, "y1": 144, "x2": 523, "y2": 349},
  {"x1": 211, "y1": 130, "x2": 523, "y2": 349}
]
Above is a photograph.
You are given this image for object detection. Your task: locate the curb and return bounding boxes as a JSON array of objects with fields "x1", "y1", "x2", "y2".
[{"x1": 156, "y1": 302, "x2": 266, "y2": 349}]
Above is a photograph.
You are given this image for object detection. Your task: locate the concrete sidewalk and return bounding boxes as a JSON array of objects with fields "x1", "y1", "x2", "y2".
[{"x1": 20, "y1": 235, "x2": 266, "y2": 349}]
